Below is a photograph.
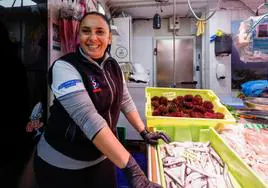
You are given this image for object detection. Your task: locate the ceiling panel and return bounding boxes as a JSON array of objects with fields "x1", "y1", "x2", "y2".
[
  {"x1": 106, "y1": 0, "x2": 264, "y2": 18},
  {"x1": 107, "y1": 0, "x2": 211, "y2": 18},
  {"x1": 119, "y1": 4, "x2": 191, "y2": 18}
]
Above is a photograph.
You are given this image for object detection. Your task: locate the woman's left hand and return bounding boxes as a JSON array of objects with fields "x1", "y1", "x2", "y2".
[{"x1": 140, "y1": 129, "x2": 171, "y2": 145}]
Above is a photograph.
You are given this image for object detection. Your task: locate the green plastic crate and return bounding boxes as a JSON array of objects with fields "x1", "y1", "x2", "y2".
[{"x1": 154, "y1": 126, "x2": 267, "y2": 188}]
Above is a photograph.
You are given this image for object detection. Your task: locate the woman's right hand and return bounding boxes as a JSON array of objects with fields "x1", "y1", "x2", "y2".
[
  {"x1": 92, "y1": 126, "x2": 162, "y2": 187},
  {"x1": 122, "y1": 155, "x2": 162, "y2": 188}
]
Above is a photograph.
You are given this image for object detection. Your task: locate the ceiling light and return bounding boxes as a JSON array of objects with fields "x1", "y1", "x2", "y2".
[{"x1": 0, "y1": 0, "x2": 36, "y2": 8}]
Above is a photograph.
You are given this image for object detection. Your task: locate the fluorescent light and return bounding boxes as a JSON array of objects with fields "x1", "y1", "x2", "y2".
[
  {"x1": 0, "y1": 0, "x2": 36, "y2": 8},
  {"x1": 97, "y1": 2, "x2": 105, "y2": 15}
]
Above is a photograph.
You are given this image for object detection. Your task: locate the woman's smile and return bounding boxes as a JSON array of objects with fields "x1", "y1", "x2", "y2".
[{"x1": 79, "y1": 14, "x2": 112, "y2": 59}]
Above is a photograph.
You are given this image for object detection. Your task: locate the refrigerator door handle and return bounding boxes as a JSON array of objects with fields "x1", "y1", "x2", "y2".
[
  {"x1": 180, "y1": 81, "x2": 197, "y2": 85},
  {"x1": 154, "y1": 48, "x2": 157, "y2": 56}
]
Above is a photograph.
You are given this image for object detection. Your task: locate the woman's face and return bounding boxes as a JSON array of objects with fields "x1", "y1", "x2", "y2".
[{"x1": 79, "y1": 14, "x2": 112, "y2": 59}]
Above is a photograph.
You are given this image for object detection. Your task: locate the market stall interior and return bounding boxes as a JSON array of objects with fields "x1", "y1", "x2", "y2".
[
  {"x1": 0, "y1": 0, "x2": 48, "y2": 187},
  {"x1": 1, "y1": 0, "x2": 268, "y2": 187}
]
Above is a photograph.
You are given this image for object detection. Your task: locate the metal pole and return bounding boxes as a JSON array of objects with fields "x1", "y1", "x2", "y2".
[
  {"x1": 172, "y1": 0, "x2": 176, "y2": 88},
  {"x1": 12, "y1": 0, "x2": 16, "y2": 7}
]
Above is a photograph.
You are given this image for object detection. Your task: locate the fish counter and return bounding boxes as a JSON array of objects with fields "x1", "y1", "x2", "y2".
[{"x1": 147, "y1": 126, "x2": 267, "y2": 188}]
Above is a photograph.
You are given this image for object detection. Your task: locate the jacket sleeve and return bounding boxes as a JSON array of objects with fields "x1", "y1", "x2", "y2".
[{"x1": 120, "y1": 82, "x2": 137, "y2": 115}]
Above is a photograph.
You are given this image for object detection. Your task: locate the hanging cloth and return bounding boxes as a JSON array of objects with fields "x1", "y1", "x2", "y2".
[
  {"x1": 59, "y1": 0, "x2": 86, "y2": 53},
  {"x1": 196, "y1": 20, "x2": 205, "y2": 36}
]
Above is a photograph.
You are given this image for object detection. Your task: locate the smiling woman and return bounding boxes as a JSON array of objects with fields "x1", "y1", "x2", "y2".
[{"x1": 33, "y1": 11, "x2": 167, "y2": 188}]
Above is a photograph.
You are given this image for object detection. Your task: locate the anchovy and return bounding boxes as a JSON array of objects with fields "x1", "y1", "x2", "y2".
[
  {"x1": 223, "y1": 164, "x2": 235, "y2": 188},
  {"x1": 186, "y1": 164, "x2": 217, "y2": 178},
  {"x1": 164, "y1": 145, "x2": 176, "y2": 157},
  {"x1": 163, "y1": 158, "x2": 185, "y2": 167},
  {"x1": 210, "y1": 147, "x2": 224, "y2": 167},
  {"x1": 164, "y1": 169, "x2": 183, "y2": 187}
]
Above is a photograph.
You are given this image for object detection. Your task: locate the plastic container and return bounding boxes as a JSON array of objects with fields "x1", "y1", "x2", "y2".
[
  {"x1": 154, "y1": 126, "x2": 267, "y2": 188},
  {"x1": 215, "y1": 35, "x2": 232, "y2": 56},
  {"x1": 218, "y1": 95, "x2": 245, "y2": 109},
  {"x1": 145, "y1": 87, "x2": 236, "y2": 128}
]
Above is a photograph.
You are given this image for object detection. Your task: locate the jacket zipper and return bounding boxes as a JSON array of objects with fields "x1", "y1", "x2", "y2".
[
  {"x1": 106, "y1": 71, "x2": 116, "y2": 99},
  {"x1": 102, "y1": 68, "x2": 113, "y2": 127},
  {"x1": 84, "y1": 54, "x2": 114, "y2": 127}
]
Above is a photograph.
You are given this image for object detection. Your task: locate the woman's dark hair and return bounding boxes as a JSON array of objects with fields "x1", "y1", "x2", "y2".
[{"x1": 79, "y1": 12, "x2": 111, "y2": 32}]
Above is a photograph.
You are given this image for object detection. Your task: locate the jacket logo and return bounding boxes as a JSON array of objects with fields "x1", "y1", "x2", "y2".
[
  {"x1": 89, "y1": 76, "x2": 102, "y2": 93},
  {"x1": 58, "y1": 79, "x2": 82, "y2": 90}
]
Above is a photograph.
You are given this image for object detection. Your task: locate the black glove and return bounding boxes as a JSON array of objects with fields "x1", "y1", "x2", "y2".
[
  {"x1": 122, "y1": 155, "x2": 162, "y2": 188},
  {"x1": 140, "y1": 129, "x2": 171, "y2": 145}
]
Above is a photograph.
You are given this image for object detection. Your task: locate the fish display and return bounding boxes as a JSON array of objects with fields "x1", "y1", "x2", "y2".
[
  {"x1": 160, "y1": 141, "x2": 234, "y2": 188},
  {"x1": 220, "y1": 125, "x2": 268, "y2": 184}
]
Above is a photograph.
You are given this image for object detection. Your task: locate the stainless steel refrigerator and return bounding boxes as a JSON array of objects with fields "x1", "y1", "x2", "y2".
[{"x1": 154, "y1": 37, "x2": 196, "y2": 88}]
